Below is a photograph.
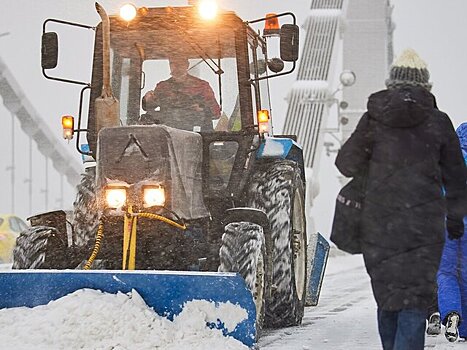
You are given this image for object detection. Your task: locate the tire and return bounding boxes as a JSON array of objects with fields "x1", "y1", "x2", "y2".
[
  {"x1": 12, "y1": 226, "x2": 67, "y2": 269},
  {"x1": 72, "y1": 167, "x2": 99, "y2": 247},
  {"x1": 248, "y1": 160, "x2": 308, "y2": 328},
  {"x1": 218, "y1": 222, "x2": 270, "y2": 332}
]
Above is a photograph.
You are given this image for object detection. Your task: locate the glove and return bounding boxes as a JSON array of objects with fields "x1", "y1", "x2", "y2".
[{"x1": 446, "y1": 217, "x2": 464, "y2": 240}]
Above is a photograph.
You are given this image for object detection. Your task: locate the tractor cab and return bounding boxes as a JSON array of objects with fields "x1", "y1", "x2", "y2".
[
  {"x1": 42, "y1": 5, "x2": 299, "y2": 149},
  {"x1": 88, "y1": 7, "x2": 243, "y2": 139},
  {"x1": 42, "y1": 4, "x2": 299, "y2": 214}
]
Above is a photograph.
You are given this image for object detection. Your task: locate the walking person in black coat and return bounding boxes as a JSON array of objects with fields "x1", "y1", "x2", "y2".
[{"x1": 335, "y1": 48, "x2": 467, "y2": 350}]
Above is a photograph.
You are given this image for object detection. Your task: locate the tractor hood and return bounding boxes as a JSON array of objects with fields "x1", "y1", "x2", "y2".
[{"x1": 96, "y1": 125, "x2": 209, "y2": 220}]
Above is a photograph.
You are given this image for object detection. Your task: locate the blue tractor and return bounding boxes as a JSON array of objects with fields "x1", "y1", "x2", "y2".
[{"x1": 3, "y1": 3, "x2": 327, "y2": 347}]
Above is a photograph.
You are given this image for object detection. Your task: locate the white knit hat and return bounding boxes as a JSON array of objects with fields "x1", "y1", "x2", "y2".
[{"x1": 385, "y1": 48, "x2": 432, "y2": 90}]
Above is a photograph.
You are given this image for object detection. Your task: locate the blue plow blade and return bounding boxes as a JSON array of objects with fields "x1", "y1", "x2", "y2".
[{"x1": 0, "y1": 270, "x2": 256, "y2": 348}]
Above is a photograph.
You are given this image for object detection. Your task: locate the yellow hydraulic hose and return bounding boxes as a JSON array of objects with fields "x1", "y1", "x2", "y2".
[
  {"x1": 84, "y1": 209, "x2": 186, "y2": 271},
  {"x1": 136, "y1": 212, "x2": 187, "y2": 231},
  {"x1": 122, "y1": 211, "x2": 186, "y2": 270},
  {"x1": 83, "y1": 220, "x2": 105, "y2": 270},
  {"x1": 122, "y1": 212, "x2": 131, "y2": 270},
  {"x1": 129, "y1": 215, "x2": 137, "y2": 269},
  {"x1": 122, "y1": 209, "x2": 138, "y2": 270}
]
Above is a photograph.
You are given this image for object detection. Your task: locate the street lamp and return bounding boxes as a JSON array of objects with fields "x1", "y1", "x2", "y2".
[
  {"x1": 339, "y1": 70, "x2": 356, "y2": 87},
  {"x1": 300, "y1": 69, "x2": 356, "y2": 130},
  {"x1": 299, "y1": 70, "x2": 356, "y2": 155}
]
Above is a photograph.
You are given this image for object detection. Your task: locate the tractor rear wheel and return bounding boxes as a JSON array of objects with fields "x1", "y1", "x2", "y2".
[
  {"x1": 12, "y1": 226, "x2": 67, "y2": 269},
  {"x1": 72, "y1": 167, "x2": 99, "y2": 247},
  {"x1": 248, "y1": 160, "x2": 308, "y2": 328},
  {"x1": 218, "y1": 222, "x2": 270, "y2": 332}
]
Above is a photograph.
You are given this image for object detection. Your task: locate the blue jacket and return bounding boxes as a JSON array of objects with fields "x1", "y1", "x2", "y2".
[
  {"x1": 437, "y1": 122, "x2": 467, "y2": 337},
  {"x1": 457, "y1": 123, "x2": 467, "y2": 164}
]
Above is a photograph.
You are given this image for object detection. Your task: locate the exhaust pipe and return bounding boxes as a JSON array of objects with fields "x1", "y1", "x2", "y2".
[{"x1": 94, "y1": 3, "x2": 120, "y2": 135}]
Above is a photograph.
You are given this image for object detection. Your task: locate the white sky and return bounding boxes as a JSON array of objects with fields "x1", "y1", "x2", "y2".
[{"x1": 0, "y1": 0, "x2": 465, "y2": 235}]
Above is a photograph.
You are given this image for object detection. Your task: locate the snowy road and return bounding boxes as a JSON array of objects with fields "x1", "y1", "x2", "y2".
[
  {"x1": 1, "y1": 257, "x2": 464, "y2": 349},
  {"x1": 259, "y1": 252, "x2": 463, "y2": 350}
]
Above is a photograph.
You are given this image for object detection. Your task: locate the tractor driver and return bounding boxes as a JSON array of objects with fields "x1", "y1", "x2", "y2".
[{"x1": 142, "y1": 56, "x2": 221, "y2": 131}]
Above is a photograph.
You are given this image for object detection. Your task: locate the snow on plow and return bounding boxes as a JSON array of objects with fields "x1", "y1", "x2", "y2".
[{"x1": 0, "y1": 270, "x2": 257, "y2": 348}]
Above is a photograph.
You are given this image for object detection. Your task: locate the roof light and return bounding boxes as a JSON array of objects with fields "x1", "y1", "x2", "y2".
[
  {"x1": 258, "y1": 110, "x2": 269, "y2": 123},
  {"x1": 62, "y1": 115, "x2": 74, "y2": 140},
  {"x1": 120, "y1": 4, "x2": 137, "y2": 22},
  {"x1": 138, "y1": 7, "x2": 148, "y2": 17},
  {"x1": 263, "y1": 13, "x2": 280, "y2": 36},
  {"x1": 198, "y1": 0, "x2": 218, "y2": 20}
]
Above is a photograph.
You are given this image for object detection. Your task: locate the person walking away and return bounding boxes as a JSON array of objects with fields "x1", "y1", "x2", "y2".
[
  {"x1": 437, "y1": 122, "x2": 467, "y2": 343},
  {"x1": 335, "y1": 48, "x2": 467, "y2": 350}
]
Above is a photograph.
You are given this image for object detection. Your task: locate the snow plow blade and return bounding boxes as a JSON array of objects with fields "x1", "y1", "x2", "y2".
[
  {"x1": 306, "y1": 232, "x2": 330, "y2": 306},
  {"x1": 0, "y1": 270, "x2": 256, "y2": 348}
]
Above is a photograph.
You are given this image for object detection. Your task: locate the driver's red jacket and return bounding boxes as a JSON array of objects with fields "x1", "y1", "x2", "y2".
[{"x1": 153, "y1": 74, "x2": 221, "y2": 119}]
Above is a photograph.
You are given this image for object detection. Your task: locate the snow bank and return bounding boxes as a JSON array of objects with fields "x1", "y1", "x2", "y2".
[{"x1": 0, "y1": 288, "x2": 249, "y2": 350}]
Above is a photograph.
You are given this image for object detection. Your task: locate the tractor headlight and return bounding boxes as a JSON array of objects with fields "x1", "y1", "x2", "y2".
[
  {"x1": 105, "y1": 187, "x2": 127, "y2": 209},
  {"x1": 143, "y1": 185, "x2": 165, "y2": 208}
]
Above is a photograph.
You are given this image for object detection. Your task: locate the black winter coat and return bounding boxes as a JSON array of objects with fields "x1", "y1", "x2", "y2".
[{"x1": 335, "y1": 86, "x2": 467, "y2": 311}]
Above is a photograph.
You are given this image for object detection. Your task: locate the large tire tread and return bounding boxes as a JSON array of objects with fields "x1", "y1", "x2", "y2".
[
  {"x1": 13, "y1": 226, "x2": 57, "y2": 269},
  {"x1": 219, "y1": 221, "x2": 268, "y2": 331},
  {"x1": 72, "y1": 168, "x2": 99, "y2": 247},
  {"x1": 248, "y1": 160, "x2": 307, "y2": 328}
]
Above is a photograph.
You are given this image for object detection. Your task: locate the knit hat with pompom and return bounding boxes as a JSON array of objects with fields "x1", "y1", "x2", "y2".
[{"x1": 385, "y1": 48, "x2": 432, "y2": 90}]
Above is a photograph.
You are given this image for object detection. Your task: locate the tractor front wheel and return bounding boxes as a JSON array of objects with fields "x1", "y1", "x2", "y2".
[
  {"x1": 12, "y1": 226, "x2": 67, "y2": 269},
  {"x1": 218, "y1": 221, "x2": 271, "y2": 333},
  {"x1": 72, "y1": 167, "x2": 99, "y2": 247}
]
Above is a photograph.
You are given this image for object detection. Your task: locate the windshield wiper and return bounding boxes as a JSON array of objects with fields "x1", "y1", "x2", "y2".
[{"x1": 164, "y1": 18, "x2": 224, "y2": 76}]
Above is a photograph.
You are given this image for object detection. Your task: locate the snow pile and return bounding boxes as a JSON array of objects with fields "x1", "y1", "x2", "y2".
[{"x1": 0, "y1": 289, "x2": 249, "y2": 350}]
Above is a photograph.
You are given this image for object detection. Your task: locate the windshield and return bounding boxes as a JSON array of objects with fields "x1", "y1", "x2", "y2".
[{"x1": 106, "y1": 22, "x2": 241, "y2": 133}]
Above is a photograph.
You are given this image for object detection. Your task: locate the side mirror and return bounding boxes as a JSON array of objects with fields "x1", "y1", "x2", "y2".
[
  {"x1": 280, "y1": 24, "x2": 299, "y2": 62},
  {"x1": 267, "y1": 58, "x2": 284, "y2": 73},
  {"x1": 41, "y1": 32, "x2": 58, "y2": 69}
]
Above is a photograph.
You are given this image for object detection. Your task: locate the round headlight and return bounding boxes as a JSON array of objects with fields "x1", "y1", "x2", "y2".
[
  {"x1": 144, "y1": 186, "x2": 166, "y2": 207},
  {"x1": 105, "y1": 188, "x2": 127, "y2": 208}
]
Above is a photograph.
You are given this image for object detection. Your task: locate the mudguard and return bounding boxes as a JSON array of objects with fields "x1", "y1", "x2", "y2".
[
  {"x1": 306, "y1": 232, "x2": 330, "y2": 306},
  {"x1": 0, "y1": 270, "x2": 256, "y2": 348},
  {"x1": 256, "y1": 136, "x2": 305, "y2": 184}
]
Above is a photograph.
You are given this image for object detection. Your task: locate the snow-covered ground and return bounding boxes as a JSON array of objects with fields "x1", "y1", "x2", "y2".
[
  {"x1": 0, "y1": 263, "x2": 12, "y2": 270},
  {"x1": 0, "y1": 255, "x2": 464, "y2": 349},
  {"x1": 259, "y1": 251, "x2": 464, "y2": 349}
]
